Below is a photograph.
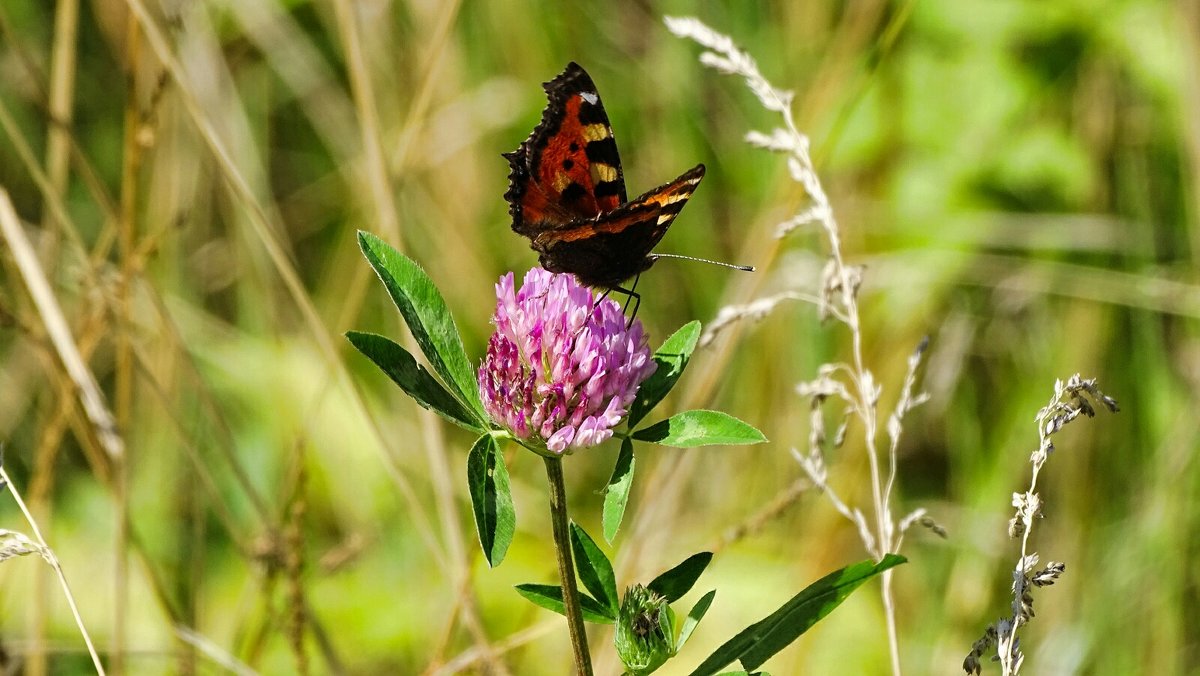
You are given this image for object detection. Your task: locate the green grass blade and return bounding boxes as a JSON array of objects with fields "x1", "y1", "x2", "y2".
[{"x1": 689, "y1": 555, "x2": 906, "y2": 675}]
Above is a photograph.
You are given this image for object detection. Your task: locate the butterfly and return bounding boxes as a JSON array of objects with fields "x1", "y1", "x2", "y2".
[{"x1": 503, "y1": 62, "x2": 749, "y2": 315}]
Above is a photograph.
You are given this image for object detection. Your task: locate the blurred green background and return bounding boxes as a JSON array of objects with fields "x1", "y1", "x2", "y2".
[{"x1": 0, "y1": 0, "x2": 1196, "y2": 674}]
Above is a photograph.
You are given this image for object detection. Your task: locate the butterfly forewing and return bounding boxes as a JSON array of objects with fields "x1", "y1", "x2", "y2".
[{"x1": 504, "y1": 62, "x2": 627, "y2": 232}]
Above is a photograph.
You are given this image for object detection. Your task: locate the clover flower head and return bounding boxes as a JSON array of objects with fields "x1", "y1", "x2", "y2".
[{"x1": 478, "y1": 268, "x2": 656, "y2": 454}]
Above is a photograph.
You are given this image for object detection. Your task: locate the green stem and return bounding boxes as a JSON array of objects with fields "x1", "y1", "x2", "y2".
[{"x1": 543, "y1": 456, "x2": 593, "y2": 675}]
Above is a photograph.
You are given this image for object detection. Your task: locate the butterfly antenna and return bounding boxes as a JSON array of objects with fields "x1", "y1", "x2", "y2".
[{"x1": 648, "y1": 253, "x2": 755, "y2": 272}]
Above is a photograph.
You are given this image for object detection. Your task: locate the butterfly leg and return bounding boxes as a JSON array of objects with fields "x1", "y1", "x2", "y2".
[
  {"x1": 607, "y1": 282, "x2": 642, "y2": 329},
  {"x1": 621, "y1": 274, "x2": 641, "y2": 315},
  {"x1": 595, "y1": 287, "x2": 614, "y2": 306},
  {"x1": 624, "y1": 289, "x2": 642, "y2": 328}
]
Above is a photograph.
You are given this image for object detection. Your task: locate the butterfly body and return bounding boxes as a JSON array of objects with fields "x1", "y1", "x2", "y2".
[{"x1": 504, "y1": 62, "x2": 706, "y2": 290}]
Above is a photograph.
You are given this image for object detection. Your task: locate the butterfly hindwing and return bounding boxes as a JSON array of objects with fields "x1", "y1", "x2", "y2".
[
  {"x1": 533, "y1": 164, "x2": 705, "y2": 288},
  {"x1": 504, "y1": 62, "x2": 627, "y2": 233}
]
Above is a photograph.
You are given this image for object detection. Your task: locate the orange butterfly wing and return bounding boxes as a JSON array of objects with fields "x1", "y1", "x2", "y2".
[
  {"x1": 503, "y1": 62, "x2": 626, "y2": 230},
  {"x1": 531, "y1": 164, "x2": 705, "y2": 288},
  {"x1": 504, "y1": 63, "x2": 705, "y2": 289}
]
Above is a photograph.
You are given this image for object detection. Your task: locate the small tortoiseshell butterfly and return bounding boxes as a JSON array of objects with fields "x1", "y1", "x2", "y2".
[{"x1": 503, "y1": 62, "x2": 749, "y2": 308}]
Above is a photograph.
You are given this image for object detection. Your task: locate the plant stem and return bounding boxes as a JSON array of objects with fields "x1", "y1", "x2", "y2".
[
  {"x1": 0, "y1": 465, "x2": 106, "y2": 675},
  {"x1": 542, "y1": 457, "x2": 593, "y2": 675},
  {"x1": 881, "y1": 568, "x2": 902, "y2": 675},
  {"x1": 821, "y1": 152, "x2": 903, "y2": 676}
]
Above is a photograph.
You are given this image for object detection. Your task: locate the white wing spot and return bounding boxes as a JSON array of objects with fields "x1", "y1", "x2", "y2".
[{"x1": 581, "y1": 92, "x2": 599, "y2": 105}]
